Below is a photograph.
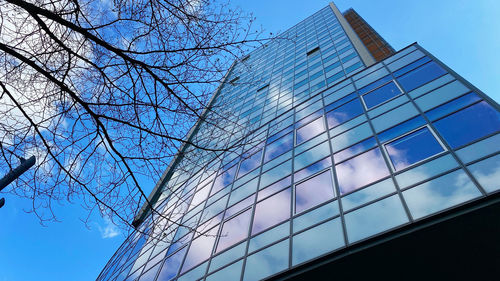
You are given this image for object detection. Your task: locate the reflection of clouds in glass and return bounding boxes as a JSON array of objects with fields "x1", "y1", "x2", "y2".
[
  {"x1": 243, "y1": 239, "x2": 289, "y2": 281},
  {"x1": 188, "y1": 183, "x2": 211, "y2": 211},
  {"x1": 181, "y1": 227, "x2": 218, "y2": 273},
  {"x1": 403, "y1": 170, "x2": 481, "y2": 219},
  {"x1": 336, "y1": 148, "x2": 389, "y2": 194},
  {"x1": 296, "y1": 117, "x2": 325, "y2": 144},
  {"x1": 216, "y1": 209, "x2": 252, "y2": 253},
  {"x1": 252, "y1": 188, "x2": 291, "y2": 235},
  {"x1": 331, "y1": 122, "x2": 372, "y2": 152},
  {"x1": 345, "y1": 195, "x2": 408, "y2": 242},
  {"x1": 468, "y1": 154, "x2": 500, "y2": 193},
  {"x1": 295, "y1": 170, "x2": 335, "y2": 214},
  {"x1": 341, "y1": 178, "x2": 396, "y2": 211},
  {"x1": 294, "y1": 142, "x2": 330, "y2": 171}
]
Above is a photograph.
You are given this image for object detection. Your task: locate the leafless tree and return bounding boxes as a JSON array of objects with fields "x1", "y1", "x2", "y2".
[{"x1": 0, "y1": 0, "x2": 269, "y2": 232}]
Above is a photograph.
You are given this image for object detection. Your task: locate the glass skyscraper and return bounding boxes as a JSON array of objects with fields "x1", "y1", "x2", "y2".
[{"x1": 98, "y1": 3, "x2": 500, "y2": 281}]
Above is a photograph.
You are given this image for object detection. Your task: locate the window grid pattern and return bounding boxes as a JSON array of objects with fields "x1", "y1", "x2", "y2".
[{"x1": 98, "y1": 13, "x2": 500, "y2": 281}]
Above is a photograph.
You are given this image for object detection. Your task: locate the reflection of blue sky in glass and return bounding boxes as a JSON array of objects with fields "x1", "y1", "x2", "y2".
[
  {"x1": 295, "y1": 170, "x2": 335, "y2": 214},
  {"x1": 157, "y1": 246, "x2": 187, "y2": 281},
  {"x1": 237, "y1": 149, "x2": 262, "y2": 178},
  {"x1": 326, "y1": 98, "x2": 364, "y2": 128},
  {"x1": 363, "y1": 81, "x2": 401, "y2": 108},
  {"x1": 294, "y1": 157, "x2": 332, "y2": 183},
  {"x1": 385, "y1": 127, "x2": 443, "y2": 170},
  {"x1": 334, "y1": 137, "x2": 377, "y2": 163},
  {"x1": 397, "y1": 61, "x2": 447, "y2": 92},
  {"x1": 434, "y1": 101, "x2": 500, "y2": 148},
  {"x1": 264, "y1": 131, "x2": 294, "y2": 162},
  {"x1": 336, "y1": 148, "x2": 390, "y2": 194}
]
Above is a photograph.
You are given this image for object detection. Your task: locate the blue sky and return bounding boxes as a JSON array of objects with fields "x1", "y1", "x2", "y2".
[{"x1": 1, "y1": 1, "x2": 498, "y2": 281}]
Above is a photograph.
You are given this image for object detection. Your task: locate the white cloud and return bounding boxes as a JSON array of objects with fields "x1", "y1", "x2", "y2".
[{"x1": 97, "y1": 217, "x2": 120, "y2": 239}]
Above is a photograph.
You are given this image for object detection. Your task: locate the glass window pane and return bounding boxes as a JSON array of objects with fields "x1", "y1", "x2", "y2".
[
  {"x1": 293, "y1": 201, "x2": 339, "y2": 232},
  {"x1": 209, "y1": 242, "x2": 246, "y2": 272},
  {"x1": 294, "y1": 141, "x2": 330, "y2": 171},
  {"x1": 395, "y1": 154, "x2": 459, "y2": 189},
  {"x1": 181, "y1": 227, "x2": 218, "y2": 273},
  {"x1": 248, "y1": 221, "x2": 289, "y2": 253},
  {"x1": 292, "y1": 218, "x2": 344, "y2": 266},
  {"x1": 252, "y1": 188, "x2": 291, "y2": 235},
  {"x1": 456, "y1": 133, "x2": 500, "y2": 164},
  {"x1": 295, "y1": 170, "x2": 335, "y2": 214},
  {"x1": 258, "y1": 175, "x2": 291, "y2": 199},
  {"x1": 344, "y1": 195, "x2": 408, "y2": 242},
  {"x1": 336, "y1": 148, "x2": 390, "y2": 194},
  {"x1": 157, "y1": 247, "x2": 187, "y2": 281},
  {"x1": 326, "y1": 98, "x2": 364, "y2": 128},
  {"x1": 334, "y1": 137, "x2": 377, "y2": 163},
  {"x1": 206, "y1": 260, "x2": 243, "y2": 281},
  {"x1": 433, "y1": 101, "x2": 500, "y2": 148},
  {"x1": 425, "y1": 92, "x2": 481, "y2": 121},
  {"x1": 415, "y1": 80, "x2": 469, "y2": 112},
  {"x1": 377, "y1": 115, "x2": 425, "y2": 143},
  {"x1": 371, "y1": 102, "x2": 419, "y2": 133},
  {"x1": 403, "y1": 170, "x2": 481, "y2": 219},
  {"x1": 397, "y1": 61, "x2": 447, "y2": 92},
  {"x1": 264, "y1": 131, "x2": 294, "y2": 162},
  {"x1": 211, "y1": 165, "x2": 237, "y2": 195},
  {"x1": 341, "y1": 178, "x2": 396, "y2": 212},
  {"x1": 468, "y1": 154, "x2": 500, "y2": 193},
  {"x1": 362, "y1": 81, "x2": 402, "y2": 108},
  {"x1": 296, "y1": 117, "x2": 325, "y2": 145},
  {"x1": 294, "y1": 157, "x2": 332, "y2": 183},
  {"x1": 260, "y1": 159, "x2": 292, "y2": 187},
  {"x1": 238, "y1": 150, "x2": 262, "y2": 178},
  {"x1": 331, "y1": 122, "x2": 373, "y2": 152},
  {"x1": 243, "y1": 239, "x2": 289, "y2": 281},
  {"x1": 216, "y1": 209, "x2": 252, "y2": 253},
  {"x1": 385, "y1": 127, "x2": 444, "y2": 170}
]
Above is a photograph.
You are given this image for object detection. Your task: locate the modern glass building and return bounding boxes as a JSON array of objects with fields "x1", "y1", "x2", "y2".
[{"x1": 98, "y1": 2, "x2": 500, "y2": 281}]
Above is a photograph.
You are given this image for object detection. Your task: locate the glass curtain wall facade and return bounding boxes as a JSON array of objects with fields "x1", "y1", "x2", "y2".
[{"x1": 98, "y1": 3, "x2": 500, "y2": 281}]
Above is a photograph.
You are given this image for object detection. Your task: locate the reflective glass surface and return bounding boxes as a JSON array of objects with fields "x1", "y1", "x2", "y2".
[
  {"x1": 336, "y1": 148, "x2": 390, "y2": 194},
  {"x1": 264, "y1": 132, "x2": 294, "y2": 162},
  {"x1": 467, "y1": 154, "x2": 500, "y2": 193},
  {"x1": 397, "y1": 61, "x2": 447, "y2": 92},
  {"x1": 344, "y1": 195, "x2": 408, "y2": 242},
  {"x1": 243, "y1": 239, "x2": 289, "y2": 281},
  {"x1": 292, "y1": 218, "x2": 344, "y2": 265},
  {"x1": 403, "y1": 170, "x2": 481, "y2": 219},
  {"x1": 252, "y1": 188, "x2": 291, "y2": 234},
  {"x1": 362, "y1": 81, "x2": 401, "y2": 108},
  {"x1": 216, "y1": 209, "x2": 252, "y2": 253},
  {"x1": 157, "y1": 247, "x2": 187, "y2": 281},
  {"x1": 433, "y1": 101, "x2": 500, "y2": 148},
  {"x1": 296, "y1": 117, "x2": 325, "y2": 144},
  {"x1": 326, "y1": 99, "x2": 364, "y2": 128},
  {"x1": 295, "y1": 170, "x2": 335, "y2": 213},
  {"x1": 385, "y1": 127, "x2": 444, "y2": 170},
  {"x1": 238, "y1": 150, "x2": 262, "y2": 178}
]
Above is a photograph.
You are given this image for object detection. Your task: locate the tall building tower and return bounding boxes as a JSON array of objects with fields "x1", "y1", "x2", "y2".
[{"x1": 98, "y1": 2, "x2": 500, "y2": 281}]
